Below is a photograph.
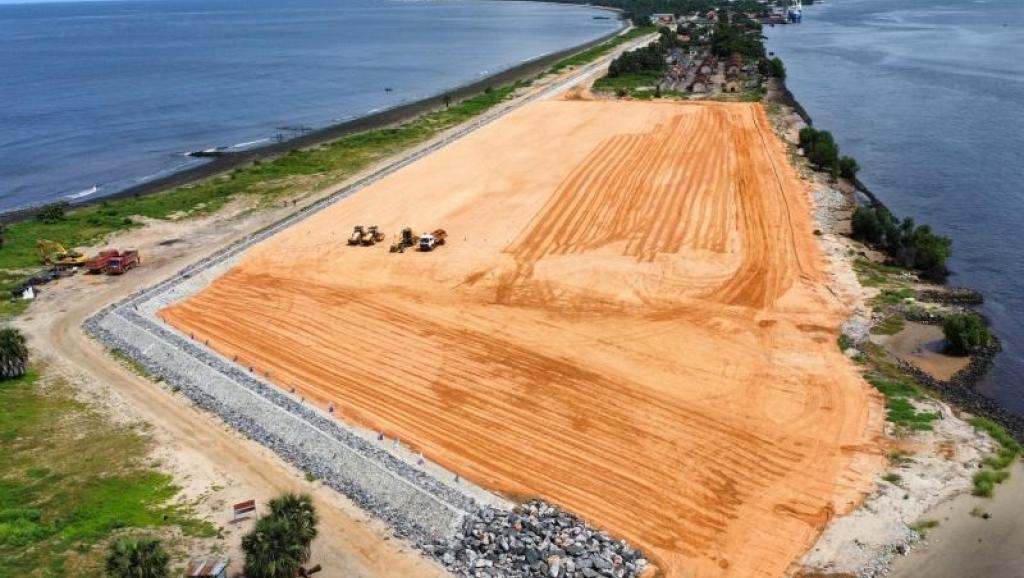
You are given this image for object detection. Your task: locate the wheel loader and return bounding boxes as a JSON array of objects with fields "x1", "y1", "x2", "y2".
[
  {"x1": 347, "y1": 225, "x2": 366, "y2": 246},
  {"x1": 361, "y1": 225, "x2": 385, "y2": 246},
  {"x1": 389, "y1": 227, "x2": 417, "y2": 253}
]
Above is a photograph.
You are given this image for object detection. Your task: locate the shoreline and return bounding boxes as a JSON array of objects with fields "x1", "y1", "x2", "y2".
[
  {"x1": 773, "y1": 72, "x2": 1020, "y2": 437},
  {"x1": 768, "y1": 73, "x2": 1021, "y2": 577},
  {"x1": 0, "y1": 11, "x2": 625, "y2": 224}
]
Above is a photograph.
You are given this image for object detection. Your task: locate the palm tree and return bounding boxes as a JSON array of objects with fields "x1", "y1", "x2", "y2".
[
  {"x1": 242, "y1": 514, "x2": 305, "y2": 578},
  {"x1": 268, "y1": 492, "x2": 318, "y2": 563},
  {"x1": 105, "y1": 536, "x2": 170, "y2": 578},
  {"x1": 0, "y1": 327, "x2": 28, "y2": 380}
]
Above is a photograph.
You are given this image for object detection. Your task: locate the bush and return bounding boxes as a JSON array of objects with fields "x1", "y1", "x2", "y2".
[
  {"x1": 943, "y1": 313, "x2": 990, "y2": 355},
  {"x1": 105, "y1": 537, "x2": 170, "y2": 578},
  {"x1": 0, "y1": 327, "x2": 28, "y2": 380},
  {"x1": 838, "y1": 156, "x2": 860, "y2": 179},
  {"x1": 798, "y1": 127, "x2": 839, "y2": 174},
  {"x1": 851, "y1": 206, "x2": 889, "y2": 245},
  {"x1": 768, "y1": 57, "x2": 786, "y2": 79},
  {"x1": 34, "y1": 202, "x2": 68, "y2": 224}
]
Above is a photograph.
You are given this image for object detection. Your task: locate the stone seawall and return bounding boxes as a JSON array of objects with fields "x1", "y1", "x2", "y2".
[{"x1": 87, "y1": 303, "x2": 490, "y2": 542}]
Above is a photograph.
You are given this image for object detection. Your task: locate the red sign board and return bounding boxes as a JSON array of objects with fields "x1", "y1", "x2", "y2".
[{"x1": 232, "y1": 499, "x2": 256, "y2": 521}]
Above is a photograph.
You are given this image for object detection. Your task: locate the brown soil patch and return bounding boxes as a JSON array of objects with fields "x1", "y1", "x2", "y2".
[
  {"x1": 162, "y1": 100, "x2": 883, "y2": 578},
  {"x1": 875, "y1": 321, "x2": 969, "y2": 381}
]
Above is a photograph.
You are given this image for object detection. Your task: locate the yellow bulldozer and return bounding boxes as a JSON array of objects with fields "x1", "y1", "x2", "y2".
[{"x1": 37, "y1": 239, "x2": 88, "y2": 268}]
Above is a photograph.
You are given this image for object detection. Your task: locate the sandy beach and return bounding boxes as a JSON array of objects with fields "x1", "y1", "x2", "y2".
[{"x1": 889, "y1": 462, "x2": 1024, "y2": 578}]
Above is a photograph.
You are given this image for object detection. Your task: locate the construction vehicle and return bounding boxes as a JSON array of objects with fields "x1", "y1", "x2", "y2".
[
  {"x1": 389, "y1": 227, "x2": 417, "y2": 253},
  {"x1": 105, "y1": 250, "x2": 141, "y2": 275},
  {"x1": 418, "y1": 229, "x2": 448, "y2": 252},
  {"x1": 85, "y1": 250, "x2": 120, "y2": 274},
  {"x1": 36, "y1": 239, "x2": 88, "y2": 268},
  {"x1": 347, "y1": 226, "x2": 366, "y2": 246},
  {"x1": 361, "y1": 225, "x2": 385, "y2": 246}
]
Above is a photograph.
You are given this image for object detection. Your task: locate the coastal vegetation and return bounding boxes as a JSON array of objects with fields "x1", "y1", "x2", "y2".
[
  {"x1": 764, "y1": 56, "x2": 786, "y2": 80},
  {"x1": 241, "y1": 493, "x2": 319, "y2": 578},
  {"x1": 105, "y1": 536, "x2": 171, "y2": 578},
  {"x1": 868, "y1": 376, "x2": 938, "y2": 432},
  {"x1": 0, "y1": 327, "x2": 28, "y2": 379},
  {"x1": 969, "y1": 417, "x2": 1020, "y2": 496},
  {"x1": 0, "y1": 369, "x2": 217, "y2": 576},
  {"x1": 548, "y1": 25, "x2": 656, "y2": 73},
  {"x1": 607, "y1": 34, "x2": 670, "y2": 78},
  {"x1": 851, "y1": 204, "x2": 953, "y2": 277},
  {"x1": 943, "y1": 313, "x2": 991, "y2": 355},
  {"x1": 798, "y1": 127, "x2": 840, "y2": 175}
]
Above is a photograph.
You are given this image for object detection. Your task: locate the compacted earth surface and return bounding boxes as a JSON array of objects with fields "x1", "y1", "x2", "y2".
[{"x1": 162, "y1": 98, "x2": 884, "y2": 578}]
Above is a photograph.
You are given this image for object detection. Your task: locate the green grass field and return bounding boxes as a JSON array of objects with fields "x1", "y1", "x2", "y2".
[{"x1": 0, "y1": 371, "x2": 216, "y2": 577}]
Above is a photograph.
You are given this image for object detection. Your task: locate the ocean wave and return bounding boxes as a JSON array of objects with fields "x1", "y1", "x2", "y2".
[
  {"x1": 65, "y1": 185, "x2": 99, "y2": 200},
  {"x1": 231, "y1": 138, "x2": 271, "y2": 149}
]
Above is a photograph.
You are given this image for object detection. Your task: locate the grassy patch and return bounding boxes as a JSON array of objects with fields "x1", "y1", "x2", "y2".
[
  {"x1": 969, "y1": 417, "x2": 1020, "y2": 497},
  {"x1": 854, "y1": 257, "x2": 906, "y2": 288},
  {"x1": 872, "y1": 287, "x2": 915, "y2": 307},
  {"x1": 0, "y1": 371, "x2": 216, "y2": 576},
  {"x1": 548, "y1": 26, "x2": 655, "y2": 73},
  {"x1": 871, "y1": 315, "x2": 906, "y2": 336},
  {"x1": 868, "y1": 377, "x2": 937, "y2": 431},
  {"x1": 593, "y1": 70, "x2": 665, "y2": 93}
]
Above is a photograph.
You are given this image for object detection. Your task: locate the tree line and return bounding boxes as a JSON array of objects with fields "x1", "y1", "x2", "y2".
[{"x1": 607, "y1": 27, "x2": 680, "y2": 77}]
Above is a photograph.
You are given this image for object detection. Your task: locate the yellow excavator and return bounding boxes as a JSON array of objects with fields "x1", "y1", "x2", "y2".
[{"x1": 36, "y1": 239, "x2": 88, "y2": 268}]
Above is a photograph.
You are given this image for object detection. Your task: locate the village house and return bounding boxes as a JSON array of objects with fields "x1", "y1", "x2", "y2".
[{"x1": 650, "y1": 13, "x2": 676, "y2": 26}]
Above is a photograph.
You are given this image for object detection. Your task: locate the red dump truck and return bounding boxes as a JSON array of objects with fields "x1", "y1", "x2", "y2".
[
  {"x1": 84, "y1": 250, "x2": 120, "y2": 274},
  {"x1": 105, "y1": 250, "x2": 141, "y2": 275}
]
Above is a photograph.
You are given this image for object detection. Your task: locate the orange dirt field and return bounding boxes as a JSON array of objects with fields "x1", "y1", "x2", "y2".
[{"x1": 162, "y1": 100, "x2": 884, "y2": 578}]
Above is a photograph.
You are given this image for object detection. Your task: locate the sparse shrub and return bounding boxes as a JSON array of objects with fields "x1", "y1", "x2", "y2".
[{"x1": 882, "y1": 472, "x2": 902, "y2": 484}]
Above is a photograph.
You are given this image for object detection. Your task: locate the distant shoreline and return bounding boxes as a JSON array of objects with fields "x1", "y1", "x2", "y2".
[{"x1": 0, "y1": 8, "x2": 624, "y2": 224}]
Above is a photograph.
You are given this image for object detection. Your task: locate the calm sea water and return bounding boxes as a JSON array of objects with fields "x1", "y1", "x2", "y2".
[
  {"x1": 0, "y1": 0, "x2": 619, "y2": 210},
  {"x1": 766, "y1": 0, "x2": 1024, "y2": 412}
]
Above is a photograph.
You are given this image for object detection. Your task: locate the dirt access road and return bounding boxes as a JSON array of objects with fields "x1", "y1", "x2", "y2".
[{"x1": 163, "y1": 99, "x2": 885, "y2": 578}]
